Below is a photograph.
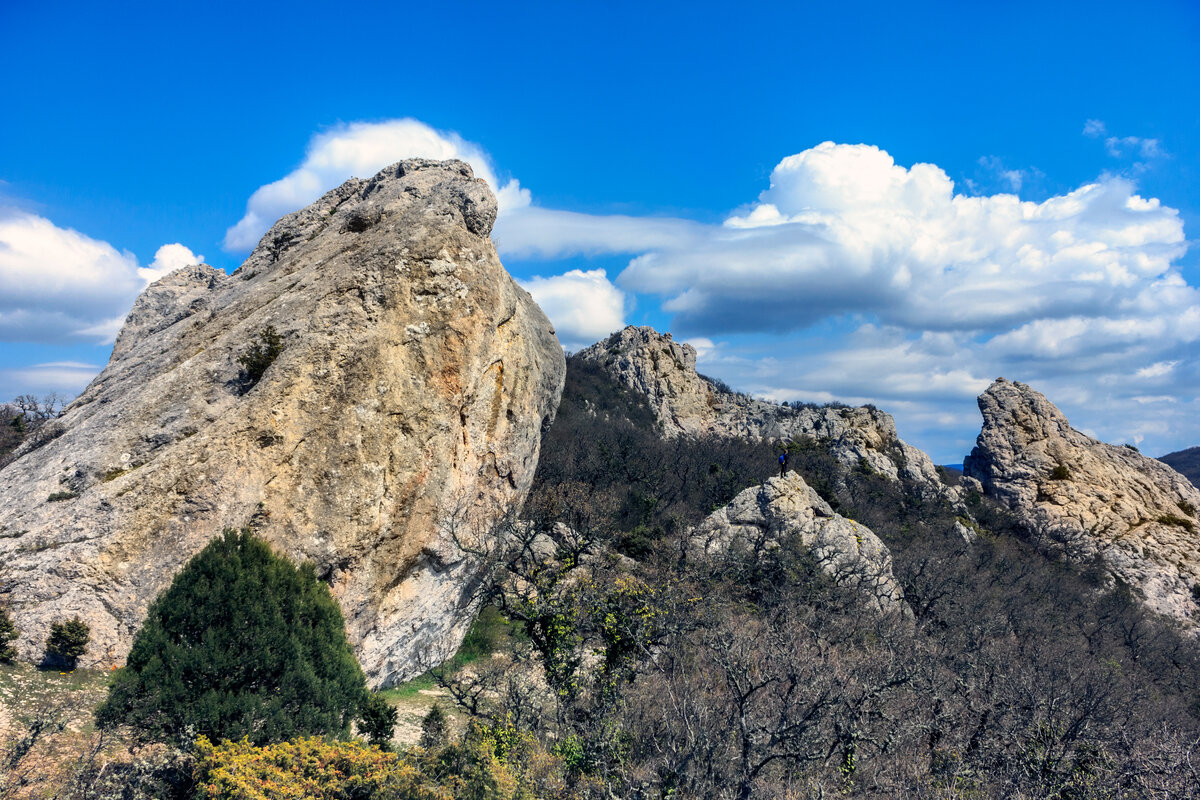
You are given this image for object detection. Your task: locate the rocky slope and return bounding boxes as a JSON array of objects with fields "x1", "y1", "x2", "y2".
[
  {"x1": 964, "y1": 378, "x2": 1200, "y2": 624},
  {"x1": 0, "y1": 159, "x2": 565, "y2": 686},
  {"x1": 577, "y1": 326, "x2": 945, "y2": 490},
  {"x1": 690, "y1": 472, "x2": 907, "y2": 613}
]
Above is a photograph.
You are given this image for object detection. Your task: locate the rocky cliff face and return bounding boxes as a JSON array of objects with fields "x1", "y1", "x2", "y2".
[
  {"x1": 690, "y1": 473, "x2": 907, "y2": 613},
  {"x1": 577, "y1": 326, "x2": 945, "y2": 490},
  {"x1": 964, "y1": 378, "x2": 1200, "y2": 625},
  {"x1": 0, "y1": 159, "x2": 565, "y2": 686}
]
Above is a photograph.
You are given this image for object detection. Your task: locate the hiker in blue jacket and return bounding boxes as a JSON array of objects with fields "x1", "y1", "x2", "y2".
[{"x1": 779, "y1": 450, "x2": 789, "y2": 478}]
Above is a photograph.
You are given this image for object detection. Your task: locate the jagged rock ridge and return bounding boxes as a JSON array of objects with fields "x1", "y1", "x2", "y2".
[
  {"x1": 577, "y1": 326, "x2": 946, "y2": 491},
  {"x1": 0, "y1": 159, "x2": 565, "y2": 686},
  {"x1": 964, "y1": 378, "x2": 1200, "y2": 625},
  {"x1": 691, "y1": 472, "x2": 907, "y2": 613}
]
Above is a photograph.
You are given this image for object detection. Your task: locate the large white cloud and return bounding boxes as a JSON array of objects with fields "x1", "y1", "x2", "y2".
[
  {"x1": 223, "y1": 119, "x2": 529, "y2": 252},
  {"x1": 0, "y1": 210, "x2": 201, "y2": 343},
  {"x1": 519, "y1": 269, "x2": 626, "y2": 351},
  {"x1": 617, "y1": 142, "x2": 1188, "y2": 335}
]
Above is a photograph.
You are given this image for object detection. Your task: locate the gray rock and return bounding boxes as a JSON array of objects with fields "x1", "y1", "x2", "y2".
[
  {"x1": 0, "y1": 159, "x2": 565, "y2": 686},
  {"x1": 690, "y1": 473, "x2": 907, "y2": 613},
  {"x1": 578, "y1": 326, "x2": 948, "y2": 493},
  {"x1": 964, "y1": 378, "x2": 1200, "y2": 625}
]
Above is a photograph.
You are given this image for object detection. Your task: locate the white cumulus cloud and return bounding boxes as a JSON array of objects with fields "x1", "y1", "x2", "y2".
[
  {"x1": 614, "y1": 142, "x2": 1188, "y2": 336},
  {"x1": 519, "y1": 269, "x2": 626, "y2": 351},
  {"x1": 223, "y1": 119, "x2": 529, "y2": 252},
  {"x1": 0, "y1": 209, "x2": 201, "y2": 344}
]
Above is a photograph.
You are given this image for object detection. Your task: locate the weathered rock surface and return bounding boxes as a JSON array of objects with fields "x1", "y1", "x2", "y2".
[
  {"x1": 0, "y1": 159, "x2": 565, "y2": 686},
  {"x1": 690, "y1": 472, "x2": 907, "y2": 613},
  {"x1": 964, "y1": 378, "x2": 1200, "y2": 625},
  {"x1": 577, "y1": 326, "x2": 946, "y2": 490}
]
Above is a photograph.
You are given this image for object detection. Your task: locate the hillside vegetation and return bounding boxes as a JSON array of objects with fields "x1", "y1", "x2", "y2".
[
  {"x1": 438, "y1": 356, "x2": 1200, "y2": 798},
  {"x1": 3, "y1": 359, "x2": 1199, "y2": 799}
]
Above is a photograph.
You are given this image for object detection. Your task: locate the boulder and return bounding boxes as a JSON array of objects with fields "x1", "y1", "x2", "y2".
[
  {"x1": 690, "y1": 472, "x2": 907, "y2": 613},
  {"x1": 0, "y1": 159, "x2": 565, "y2": 686}
]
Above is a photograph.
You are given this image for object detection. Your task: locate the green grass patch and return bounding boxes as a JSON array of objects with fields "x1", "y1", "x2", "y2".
[{"x1": 379, "y1": 605, "x2": 525, "y2": 700}]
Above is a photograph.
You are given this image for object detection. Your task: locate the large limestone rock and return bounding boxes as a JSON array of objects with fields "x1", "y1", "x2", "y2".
[
  {"x1": 964, "y1": 378, "x2": 1200, "y2": 625},
  {"x1": 690, "y1": 473, "x2": 907, "y2": 613},
  {"x1": 578, "y1": 326, "x2": 945, "y2": 490},
  {"x1": 0, "y1": 159, "x2": 565, "y2": 686}
]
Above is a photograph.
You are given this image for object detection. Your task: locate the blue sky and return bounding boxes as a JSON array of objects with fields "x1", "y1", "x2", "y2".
[{"x1": 2, "y1": 0, "x2": 1198, "y2": 464}]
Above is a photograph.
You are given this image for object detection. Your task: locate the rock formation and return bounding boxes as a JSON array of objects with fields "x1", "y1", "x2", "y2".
[
  {"x1": 964, "y1": 378, "x2": 1200, "y2": 625},
  {"x1": 690, "y1": 472, "x2": 907, "y2": 613},
  {"x1": 577, "y1": 326, "x2": 945, "y2": 490},
  {"x1": 0, "y1": 159, "x2": 565, "y2": 686}
]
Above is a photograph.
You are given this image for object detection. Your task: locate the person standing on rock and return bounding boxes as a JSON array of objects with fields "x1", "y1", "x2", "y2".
[{"x1": 779, "y1": 450, "x2": 789, "y2": 478}]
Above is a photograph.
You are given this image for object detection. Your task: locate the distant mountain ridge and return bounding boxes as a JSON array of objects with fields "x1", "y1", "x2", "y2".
[{"x1": 1160, "y1": 446, "x2": 1200, "y2": 490}]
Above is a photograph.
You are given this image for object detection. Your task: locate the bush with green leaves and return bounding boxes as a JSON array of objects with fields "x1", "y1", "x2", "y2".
[
  {"x1": 44, "y1": 617, "x2": 89, "y2": 669},
  {"x1": 235, "y1": 325, "x2": 283, "y2": 388},
  {"x1": 0, "y1": 606, "x2": 18, "y2": 663},
  {"x1": 359, "y1": 692, "x2": 399, "y2": 749},
  {"x1": 95, "y1": 528, "x2": 368, "y2": 747}
]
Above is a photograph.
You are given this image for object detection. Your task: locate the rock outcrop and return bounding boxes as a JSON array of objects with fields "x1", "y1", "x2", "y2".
[
  {"x1": 0, "y1": 159, "x2": 565, "y2": 686},
  {"x1": 690, "y1": 473, "x2": 907, "y2": 613},
  {"x1": 578, "y1": 326, "x2": 945, "y2": 490},
  {"x1": 964, "y1": 378, "x2": 1200, "y2": 624}
]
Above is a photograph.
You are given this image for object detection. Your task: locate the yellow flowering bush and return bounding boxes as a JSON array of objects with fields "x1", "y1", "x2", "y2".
[{"x1": 193, "y1": 737, "x2": 450, "y2": 800}]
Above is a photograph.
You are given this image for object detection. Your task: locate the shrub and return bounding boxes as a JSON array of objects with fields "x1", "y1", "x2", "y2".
[
  {"x1": 236, "y1": 325, "x2": 284, "y2": 388},
  {"x1": 44, "y1": 617, "x2": 89, "y2": 669},
  {"x1": 359, "y1": 692, "x2": 398, "y2": 749},
  {"x1": 193, "y1": 737, "x2": 448, "y2": 800},
  {"x1": 1049, "y1": 464, "x2": 1071, "y2": 480},
  {"x1": 96, "y1": 528, "x2": 368, "y2": 747},
  {"x1": 0, "y1": 606, "x2": 18, "y2": 662},
  {"x1": 419, "y1": 703, "x2": 449, "y2": 750}
]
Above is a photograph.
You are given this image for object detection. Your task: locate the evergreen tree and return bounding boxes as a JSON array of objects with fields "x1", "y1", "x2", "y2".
[
  {"x1": 0, "y1": 606, "x2": 18, "y2": 663},
  {"x1": 95, "y1": 528, "x2": 368, "y2": 747},
  {"x1": 44, "y1": 617, "x2": 89, "y2": 669},
  {"x1": 359, "y1": 692, "x2": 399, "y2": 749},
  {"x1": 419, "y1": 703, "x2": 449, "y2": 750}
]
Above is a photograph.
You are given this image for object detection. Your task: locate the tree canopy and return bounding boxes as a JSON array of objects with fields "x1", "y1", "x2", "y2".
[{"x1": 96, "y1": 528, "x2": 367, "y2": 746}]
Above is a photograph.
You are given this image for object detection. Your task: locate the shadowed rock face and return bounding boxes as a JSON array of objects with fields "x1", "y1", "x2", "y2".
[
  {"x1": 690, "y1": 473, "x2": 907, "y2": 614},
  {"x1": 0, "y1": 159, "x2": 565, "y2": 686},
  {"x1": 964, "y1": 378, "x2": 1200, "y2": 626},
  {"x1": 578, "y1": 326, "x2": 947, "y2": 492}
]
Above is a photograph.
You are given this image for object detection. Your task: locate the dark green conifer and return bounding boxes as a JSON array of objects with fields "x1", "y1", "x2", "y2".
[
  {"x1": 419, "y1": 703, "x2": 449, "y2": 750},
  {"x1": 359, "y1": 692, "x2": 399, "y2": 749},
  {"x1": 0, "y1": 606, "x2": 18, "y2": 663},
  {"x1": 95, "y1": 528, "x2": 367, "y2": 747},
  {"x1": 44, "y1": 617, "x2": 89, "y2": 669}
]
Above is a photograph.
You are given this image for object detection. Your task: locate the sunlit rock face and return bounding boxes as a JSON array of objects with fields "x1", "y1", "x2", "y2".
[
  {"x1": 965, "y1": 378, "x2": 1200, "y2": 626},
  {"x1": 690, "y1": 472, "x2": 908, "y2": 614},
  {"x1": 0, "y1": 159, "x2": 565, "y2": 686},
  {"x1": 578, "y1": 326, "x2": 947, "y2": 492}
]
